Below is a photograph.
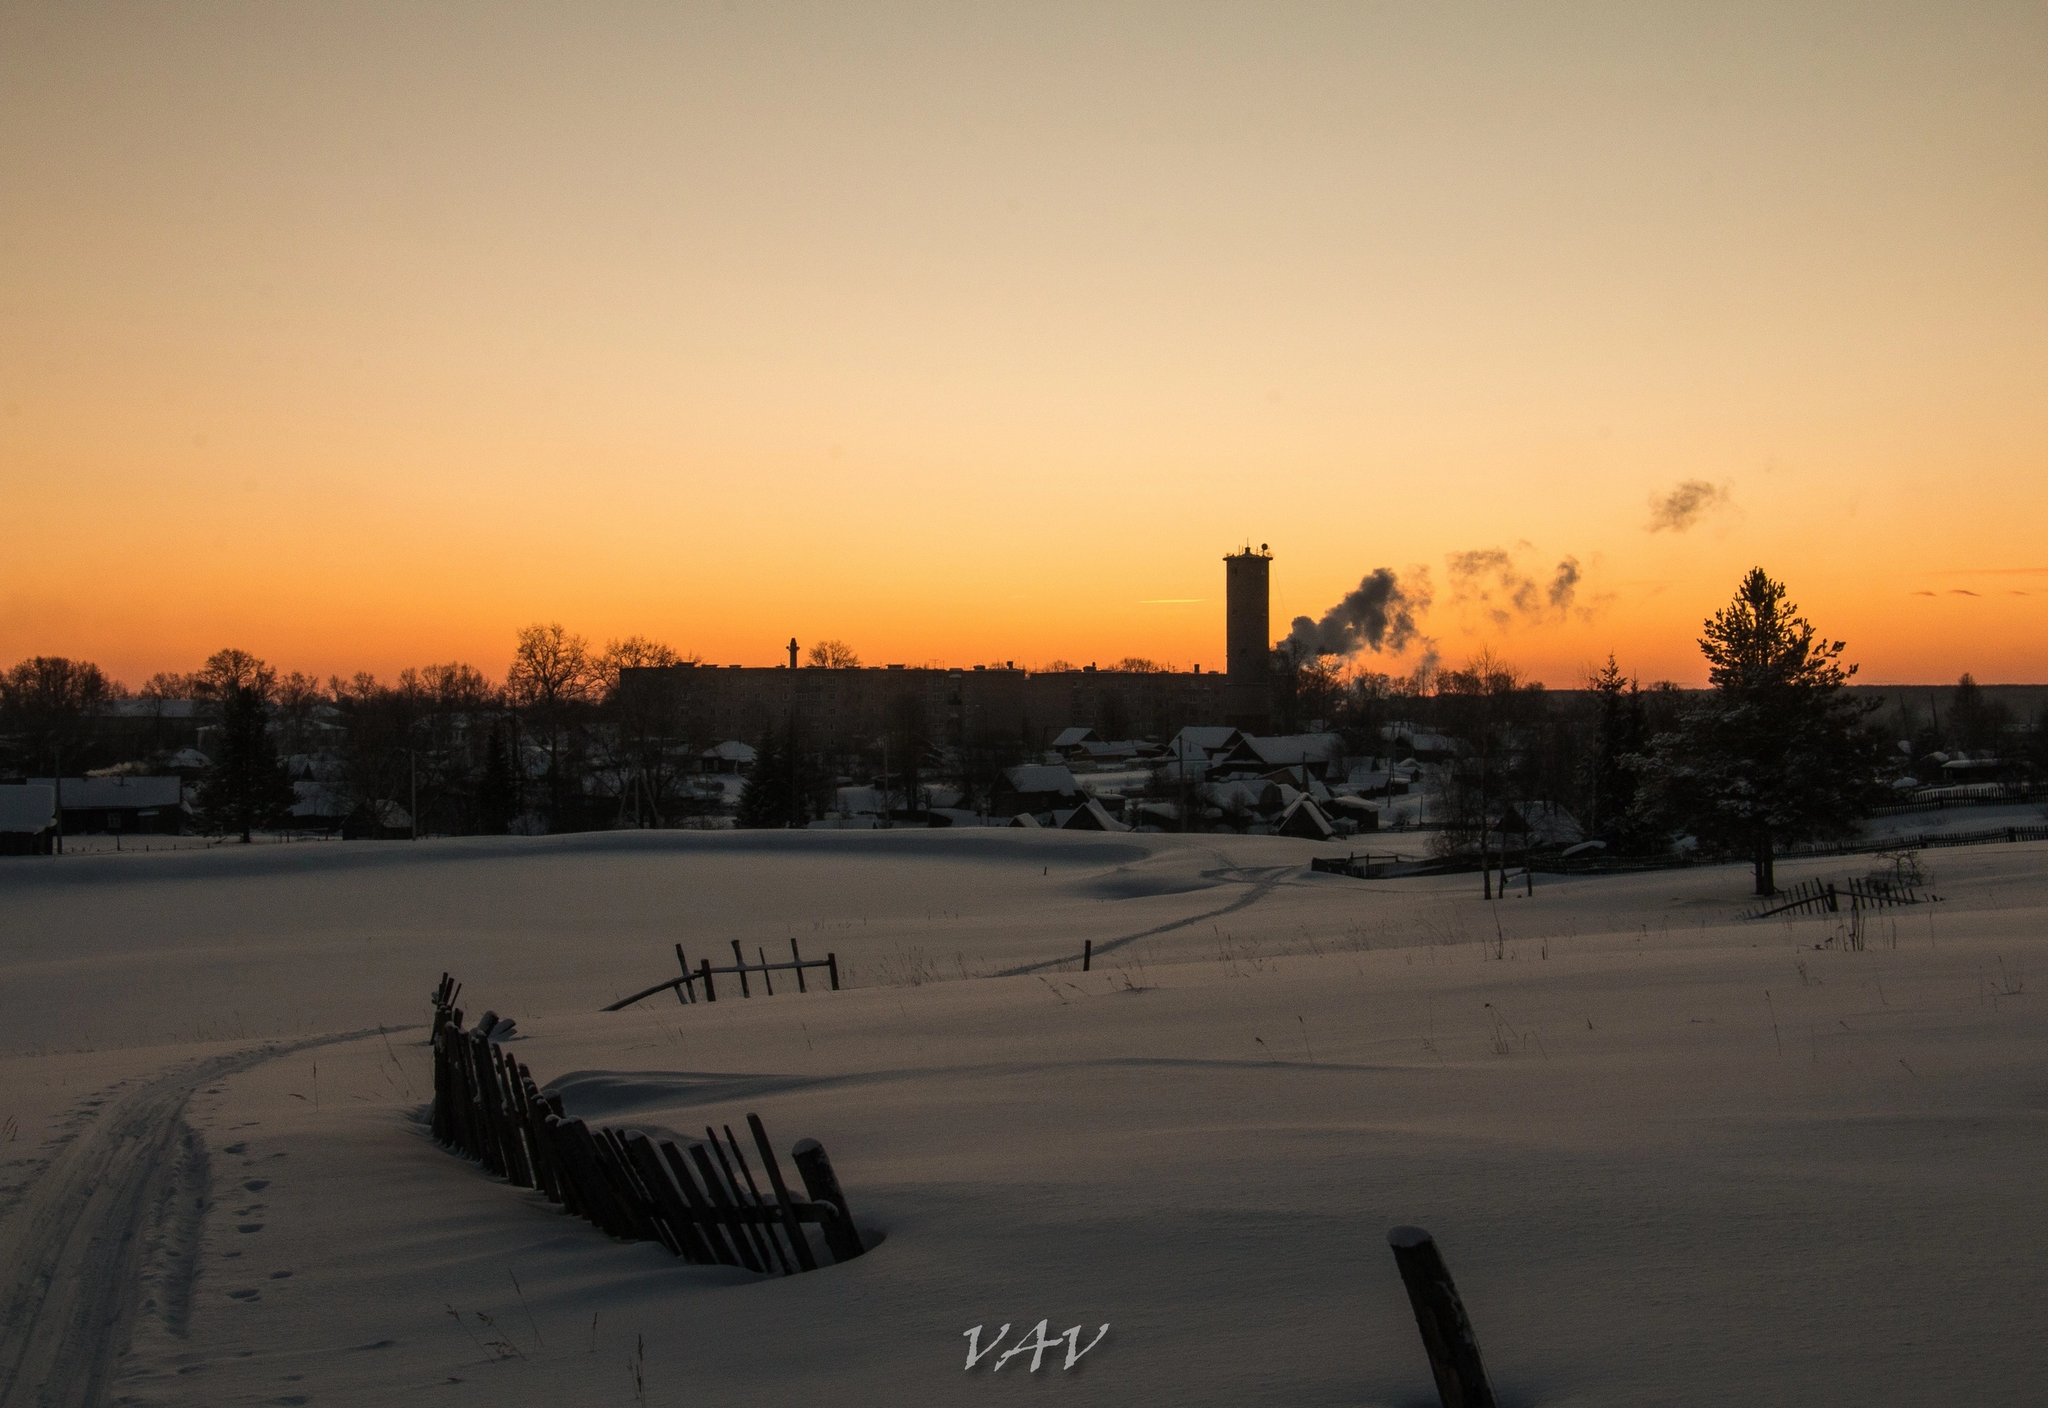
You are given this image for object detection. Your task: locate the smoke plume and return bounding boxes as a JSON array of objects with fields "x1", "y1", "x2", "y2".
[
  {"x1": 1647, "y1": 479, "x2": 1731, "y2": 533},
  {"x1": 1280, "y1": 567, "x2": 1428, "y2": 660},
  {"x1": 1447, "y1": 548, "x2": 1582, "y2": 626}
]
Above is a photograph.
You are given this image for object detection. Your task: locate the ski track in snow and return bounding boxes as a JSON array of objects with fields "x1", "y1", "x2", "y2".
[
  {"x1": 990, "y1": 858, "x2": 1296, "y2": 977},
  {"x1": 0, "y1": 1030, "x2": 390, "y2": 1408}
]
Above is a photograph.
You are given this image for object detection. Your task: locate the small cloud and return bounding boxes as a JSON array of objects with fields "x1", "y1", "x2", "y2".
[
  {"x1": 2009, "y1": 590, "x2": 2030, "y2": 596},
  {"x1": 1445, "y1": 547, "x2": 1591, "y2": 628},
  {"x1": 1909, "y1": 590, "x2": 1935, "y2": 597},
  {"x1": 1948, "y1": 589, "x2": 1980, "y2": 597},
  {"x1": 1646, "y1": 479, "x2": 1733, "y2": 533}
]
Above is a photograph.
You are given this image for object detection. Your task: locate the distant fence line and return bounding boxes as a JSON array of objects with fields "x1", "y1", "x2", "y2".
[
  {"x1": 430, "y1": 973, "x2": 865, "y2": 1276},
  {"x1": 603, "y1": 941, "x2": 838, "y2": 1012},
  {"x1": 1869, "y1": 785, "x2": 2048, "y2": 818}
]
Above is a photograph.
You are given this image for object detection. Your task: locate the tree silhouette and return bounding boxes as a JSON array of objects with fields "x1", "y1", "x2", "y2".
[
  {"x1": 192, "y1": 652, "x2": 295, "y2": 842},
  {"x1": 1634, "y1": 569, "x2": 1882, "y2": 894}
]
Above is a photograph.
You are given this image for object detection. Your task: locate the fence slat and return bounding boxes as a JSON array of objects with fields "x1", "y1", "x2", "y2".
[
  {"x1": 748, "y1": 1113, "x2": 819, "y2": 1272},
  {"x1": 715, "y1": 1126, "x2": 786, "y2": 1275}
]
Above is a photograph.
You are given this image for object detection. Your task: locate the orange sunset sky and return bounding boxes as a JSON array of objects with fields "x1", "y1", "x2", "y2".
[{"x1": 3, "y1": 3, "x2": 2044, "y2": 690}]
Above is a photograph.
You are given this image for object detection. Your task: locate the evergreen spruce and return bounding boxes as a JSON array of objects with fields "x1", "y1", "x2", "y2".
[
  {"x1": 478, "y1": 723, "x2": 518, "y2": 833},
  {"x1": 1585, "y1": 655, "x2": 1648, "y2": 848},
  {"x1": 735, "y1": 729, "x2": 786, "y2": 828},
  {"x1": 1632, "y1": 568, "x2": 1883, "y2": 894},
  {"x1": 193, "y1": 680, "x2": 296, "y2": 842}
]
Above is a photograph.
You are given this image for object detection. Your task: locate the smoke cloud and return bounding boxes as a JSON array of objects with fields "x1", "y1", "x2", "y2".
[
  {"x1": 1446, "y1": 549, "x2": 1583, "y2": 626},
  {"x1": 1280, "y1": 567, "x2": 1428, "y2": 660},
  {"x1": 1647, "y1": 479, "x2": 1731, "y2": 533}
]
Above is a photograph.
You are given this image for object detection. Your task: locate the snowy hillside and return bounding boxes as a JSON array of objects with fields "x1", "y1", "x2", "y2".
[{"x1": 2, "y1": 830, "x2": 2044, "y2": 1406}]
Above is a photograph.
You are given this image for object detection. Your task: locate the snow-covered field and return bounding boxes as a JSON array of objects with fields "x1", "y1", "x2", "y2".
[{"x1": 2, "y1": 829, "x2": 2044, "y2": 1406}]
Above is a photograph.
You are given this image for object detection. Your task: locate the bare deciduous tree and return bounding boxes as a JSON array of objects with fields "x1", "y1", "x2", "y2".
[{"x1": 805, "y1": 639, "x2": 861, "y2": 668}]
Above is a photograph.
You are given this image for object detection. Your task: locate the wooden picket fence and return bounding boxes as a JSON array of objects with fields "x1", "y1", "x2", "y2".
[
  {"x1": 1742, "y1": 875, "x2": 1931, "y2": 922},
  {"x1": 603, "y1": 940, "x2": 838, "y2": 1012},
  {"x1": 1310, "y1": 852, "x2": 1403, "y2": 880},
  {"x1": 429, "y1": 973, "x2": 865, "y2": 1275}
]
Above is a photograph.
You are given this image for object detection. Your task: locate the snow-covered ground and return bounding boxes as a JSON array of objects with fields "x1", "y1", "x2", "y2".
[{"x1": 2, "y1": 829, "x2": 2044, "y2": 1406}]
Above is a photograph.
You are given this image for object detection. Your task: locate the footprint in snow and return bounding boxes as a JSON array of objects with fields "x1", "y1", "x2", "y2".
[
  {"x1": 227, "y1": 1288, "x2": 261, "y2": 1301},
  {"x1": 222, "y1": 1143, "x2": 247, "y2": 1155},
  {"x1": 237, "y1": 1223, "x2": 264, "y2": 1234},
  {"x1": 269, "y1": 1270, "x2": 292, "y2": 1279},
  {"x1": 267, "y1": 1397, "x2": 307, "y2": 1406},
  {"x1": 243, "y1": 1179, "x2": 270, "y2": 1191}
]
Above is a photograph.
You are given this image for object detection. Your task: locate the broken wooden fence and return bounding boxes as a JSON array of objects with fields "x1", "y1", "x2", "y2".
[
  {"x1": 1742, "y1": 874, "x2": 1932, "y2": 921},
  {"x1": 429, "y1": 972, "x2": 864, "y2": 1275},
  {"x1": 1310, "y1": 852, "x2": 1402, "y2": 880},
  {"x1": 603, "y1": 940, "x2": 838, "y2": 1011}
]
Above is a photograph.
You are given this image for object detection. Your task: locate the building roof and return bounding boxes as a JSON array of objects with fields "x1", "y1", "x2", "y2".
[
  {"x1": 29, "y1": 776, "x2": 182, "y2": 809},
  {"x1": 702, "y1": 741, "x2": 758, "y2": 764},
  {"x1": 1050, "y1": 727, "x2": 1100, "y2": 750},
  {"x1": 1058, "y1": 798, "x2": 1130, "y2": 832},
  {"x1": 999, "y1": 764, "x2": 1082, "y2": 796},
  {"x1": 1274, "y1": 795, "x2": 1336, "y2": 841},
  {"x1": 0, "y1": 784, "x2": 56, "y2": 833},
  {"x1": 1165, "y1": 726, "x2": 1243, "y2": 757},
  {"x1": 1239, "y1": 734, "x2": 1344, "y2": 767}
]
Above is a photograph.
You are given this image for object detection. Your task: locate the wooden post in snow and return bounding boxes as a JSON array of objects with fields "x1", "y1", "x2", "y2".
[
  {"x1": 1387, "y1": 1226, "x2": 1496, "y2": 1408},
  {"x1": 1083, "y1": 939, "x2": 1092, "y2": 971},
  {"x1": 731, "y1": 939, "x2": 751, "y2": 997},
  {"x1": 793, "y1": 1138, "x2": 864, "y2": 1263}
]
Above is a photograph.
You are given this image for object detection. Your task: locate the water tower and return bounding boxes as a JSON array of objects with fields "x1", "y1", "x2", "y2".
[{"x1": 1224, "y1": 544, "x2": 1272, "y2": 684}]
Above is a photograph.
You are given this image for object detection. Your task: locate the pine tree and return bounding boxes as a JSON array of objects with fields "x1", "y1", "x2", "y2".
[
  {"x1": 1585, "y1": 655, "x2": 1648, "y2": 846},
  {"x1": 735, "y1": 729, "x2": 786, "y2": 828},
  {"x1": 478, "y1": 723, "x2": 518, "y2": 833},
  {"x1": 1633, "y1": 569, "x2": 1883, "y2": 894},
  {"x1": 193, "y1": 679, "x2": 296, "y2": 842}
]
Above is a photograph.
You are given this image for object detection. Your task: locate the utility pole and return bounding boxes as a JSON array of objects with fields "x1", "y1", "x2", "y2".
[{"x1": 409, "y1": 749, "x2": 418, "y2": 841}]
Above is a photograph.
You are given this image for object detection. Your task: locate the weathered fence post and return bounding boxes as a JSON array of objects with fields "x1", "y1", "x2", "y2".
[
  {"x1": 791, "y1": 937, "x2": 808, "y2": 992},
  {"x1": 731, "y1": 939, "x2": 752, "y2": 997},
  {"x1": 1387, "y1": 1226, "x2": 1497, "y2": 1408},
  {"x1": 827, "y1": 953, "x2": 839, "y2": 990},
  {"x1": 793, "y1": 1138, "x2": 864, "y2": 1263},
  {"x1": 700, "y1": 957, "x2": 716, "y2": 1002},
  {"x1": 748, "y1": 1113, "x2": 819, "y2": 1271},
  {"x1": 674, "y1": 944, "x2": 693, "y2": 1004},
  {"x1": 1083, "y1": 939, "x2": 1092, "y2": 971}
]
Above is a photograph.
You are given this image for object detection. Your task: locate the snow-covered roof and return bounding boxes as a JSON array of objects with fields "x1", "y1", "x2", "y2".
[
  {"x1": 702, "y1": 741, "x2": 758, "y2": 763},
  {"x1": 1202, "y1": 779, "x2": 1281, "y2": 813},
  {"x1": 1058, "y1": 798, "x2": 1130, "y2": 832},
  {"x1": 1274, "y1": 795, "x2": 1335, "y2": 841},
  {"x1": 1050, "y1": 727, "x2": 1100, "y2": 749},
  {"x1": 835, "y1": 785, "x2": 887, "y2": 816},
  {"x1": 0, "y1": 784, "x2": 56, "y2": 833},
  {"x1": 1000, "y1": 764, "x2": 1082, "y2": 796},
  {"x1": 1242, "y1": 734, "x2": 1344, "y2": 766},
  {"x1": 29, "y1": 776, "x2": 182, "y2": 809},
  {"x1": 1166, "y1": 726, "x2": 1243, "y2": 757}
]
